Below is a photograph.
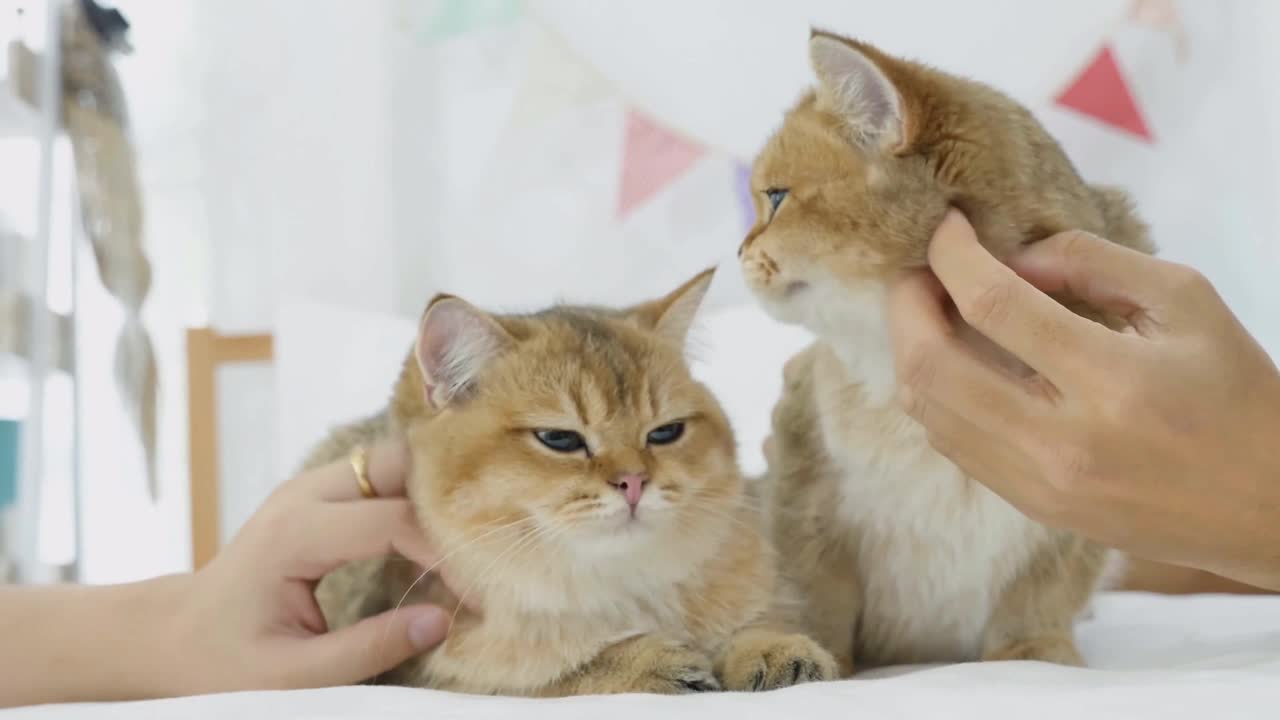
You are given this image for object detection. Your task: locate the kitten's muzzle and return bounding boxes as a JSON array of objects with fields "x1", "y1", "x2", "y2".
[
  {"x1": 740, "y1": 248, "x2": 809, "y2": 302},
  {"x1": 739, "y1": 249, "x2": 780, "y2": 289}
]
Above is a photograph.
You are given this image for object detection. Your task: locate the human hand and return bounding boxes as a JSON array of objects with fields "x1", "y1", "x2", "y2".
[
  {"x1": 887, "y1": 210, "x2": 1280, "y2": 590},
  {"x1": 173, "y1": 440, "x2": 449, "y2": 693}
]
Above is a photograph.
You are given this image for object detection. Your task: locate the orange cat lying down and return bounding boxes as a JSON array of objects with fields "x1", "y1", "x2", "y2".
[{"x1": 310, "y1": 271, "x2": 836, "y2": 695}]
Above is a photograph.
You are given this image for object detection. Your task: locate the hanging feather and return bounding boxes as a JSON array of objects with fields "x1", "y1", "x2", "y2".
[{"x1": 9, "y1": 0, "x2": 158, "y2": 500}]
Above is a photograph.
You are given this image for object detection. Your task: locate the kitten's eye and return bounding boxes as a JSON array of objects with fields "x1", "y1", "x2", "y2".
[
  {"x1": 534, "y1": 429, "x2": 587, "y2": 453},
  {"x1": 646, "y1": 422, "x2": 685, "y2": 446},
  {"x1": 764, "y1": 188, "x2": 789, "y2": 214}
]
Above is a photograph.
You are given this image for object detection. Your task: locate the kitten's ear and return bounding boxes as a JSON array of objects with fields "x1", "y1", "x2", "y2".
[
  {"x1": 809, "y1": 32, "x2": 907, "y2": 151},
  {"x1": 415, "y1": 295, "x2": 512, "y2": 408},
  {"x1": 629, "y1": 267, "x2": 716, "y2": 346}
]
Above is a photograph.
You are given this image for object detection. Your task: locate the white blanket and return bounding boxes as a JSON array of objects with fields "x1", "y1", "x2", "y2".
[{"x1": 9, "y1": 593, "x2": 1279, "y2": 719}]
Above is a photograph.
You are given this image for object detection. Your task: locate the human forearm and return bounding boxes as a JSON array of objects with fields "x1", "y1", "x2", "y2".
[
  {"x1": 0, "y1": 442, "x2": 450, "y2": 708},
  {"x1": 0, "y1": 574, "x2": 192, "y2": 708}
]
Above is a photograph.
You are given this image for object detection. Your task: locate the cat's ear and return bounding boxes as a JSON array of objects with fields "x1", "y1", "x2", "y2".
[
  {"x1": 809, "y1": 32, "x2": 907, "y2": 151},
  {"x1": 415, "y1": 295, "x2": 512, "y2": 408},
  {"x1": 629, "y1": 267, "x2": 716, "y2": 346}
]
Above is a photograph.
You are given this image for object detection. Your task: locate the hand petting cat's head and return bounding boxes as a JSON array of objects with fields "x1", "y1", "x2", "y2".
[
  {"x1": 394, "y1": 270, "x2": 743, "y2": 609},
  {"x1": 739, "y1": 31, "x2": 1117, "y2": 342}
]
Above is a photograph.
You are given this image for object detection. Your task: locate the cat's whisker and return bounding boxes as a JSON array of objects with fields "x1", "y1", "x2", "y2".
[
  {"x1": 688, "y1": 486, "x2": 768, "y2": 512},
  {"x1": 676, "y1": 499, "x2": 763, "y2": 540},
  {"x1": 681, "y1": 492, "x2": 763, "y2": 518},
  {"x1": 395, "y1": 515, "x2": 540, "y2": 609},
  {"x1": 448, "y1": 524, "x2": 554, "y2": 616},
  {"x1": 376, "y1": 515, "x2": 539, "y2": 658},
  {"x1": 465, "y1": 521, "x2": 579, "y2": 661},
  {"x1": 447, "y1": 519, "x2": 571, "y2": 633}
]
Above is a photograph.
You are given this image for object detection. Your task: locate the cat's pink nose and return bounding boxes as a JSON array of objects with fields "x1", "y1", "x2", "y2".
[{"x1": 611, "y1": 472, "x2": 648, "y2": 509}]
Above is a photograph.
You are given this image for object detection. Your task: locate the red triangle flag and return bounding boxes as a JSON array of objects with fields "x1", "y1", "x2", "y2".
[
  {"x1": 617, "y1": 110, "x2": 704, "y2": 218},
  {"x1": 1055, "y1": 46, "x2": 1153, "y2": 142}
]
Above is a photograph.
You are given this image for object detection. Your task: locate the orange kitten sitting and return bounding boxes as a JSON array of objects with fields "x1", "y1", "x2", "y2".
[
  {"x1": 310, "y1": 270, "x2": 837, "y2": 696},
  {"x1": 740, "y1": 31, "x2": 1156, "y2": 671}
]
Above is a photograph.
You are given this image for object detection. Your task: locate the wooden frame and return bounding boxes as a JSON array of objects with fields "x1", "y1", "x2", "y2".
[{"x1": 186, "y1": 328, "x2": 273, "y2": 569}]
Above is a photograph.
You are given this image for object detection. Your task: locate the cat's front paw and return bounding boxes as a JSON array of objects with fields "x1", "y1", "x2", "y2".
[
  {"x1": 540, "y1": 636, "x2": 718, "y2": 697},
  {"x1": 718, "y1": 630, "x2": 838, "y2": 692},
  {"x1": 628, "y1": 639, "x2": 720, "y2": 694},
  {"x1": 983, "y1": 635, "x2": 1084, "y2": 666}
]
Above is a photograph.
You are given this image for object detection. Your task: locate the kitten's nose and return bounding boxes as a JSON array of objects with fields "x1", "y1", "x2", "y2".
[{"x1": 610, "y1": 472, "x2": 649, "y2": 509}]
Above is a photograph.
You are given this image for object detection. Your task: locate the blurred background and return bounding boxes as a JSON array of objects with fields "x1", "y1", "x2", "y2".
[{"x1": 1, "y1": 0, "x2": 1277, "y2": 585}]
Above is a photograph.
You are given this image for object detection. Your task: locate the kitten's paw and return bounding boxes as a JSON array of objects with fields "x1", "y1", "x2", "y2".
[
  {"x1": 719, "y1": 630, "x2": 838, "y2": 692},
  {"x1": 984, "y1": 636, "x2": 1084, "y2": 666},
  {"x1": 540, "y1": 637, "x2": 718, "y2": 697},
  {"x1": 630, "y1": 640, "x2": 720, "y2": 694}
]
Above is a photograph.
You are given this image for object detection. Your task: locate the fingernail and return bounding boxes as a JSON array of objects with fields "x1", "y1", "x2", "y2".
[
  {"x1": 408, "y1": 606, "x2": 449, "y2": 650},
  {"x1": 1014, "y1": 231, "x2": 1099, "y2": 270},
  {"x1": 929, "y1": 209, "x2": 977, "y2": 256},
  {"x1": 1008, "y1": 250, "x2": 1046, "y2": 273},
  {"x1": 938, "y1": 208, "x2": 970, "y2": 236}
]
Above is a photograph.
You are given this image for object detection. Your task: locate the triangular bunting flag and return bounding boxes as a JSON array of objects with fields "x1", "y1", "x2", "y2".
[
  {"x1": 506, "y1": 27, "x2": 611, "y2": 130},
  {"x1": 418, "y1": 0, "x2": 520, "y2": 44},
  {"x1": 1130, "y1": 0, "x2": 1179, "y2": 27},
  {"x1": 617, "y1": 110, "x2": 705, "y2": 218},
  {"x1": 1128, "y1": 0, "x2": 1189, "y2": 60},
  {"x1": 734, "y1": 162, "x2": 756, "y2": 231},
  {"x1": 1055, "y1": 46, "x2": 1153, "y2": 142}
]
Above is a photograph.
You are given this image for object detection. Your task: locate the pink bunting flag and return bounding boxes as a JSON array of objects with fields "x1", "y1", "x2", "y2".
[
  {"x1": 1055, "y1": 45, "x2": 1153, "y2": 142},
  {"x1": 617, "y1": 110, "x2": 705, "y2": 218},
  {"x1": 1128, "y1": 0, "x2": 1189, "y2": 60}
]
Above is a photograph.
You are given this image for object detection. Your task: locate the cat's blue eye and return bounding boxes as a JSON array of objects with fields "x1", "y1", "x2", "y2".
[
  {"x1": 535, "y1": 429, "x2": 587, "y2": 453},
  {"x1": 765, "y1": 188, "x2": 789, "y2": 214},
  {"x1": 646, "y1": 422, "x2": 685, "y2": 446}
]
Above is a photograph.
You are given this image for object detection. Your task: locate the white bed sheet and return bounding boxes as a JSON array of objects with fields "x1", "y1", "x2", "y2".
[{"x1": 8, "y1": 593, "x2": 1279, "y2": 719}]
